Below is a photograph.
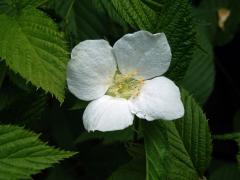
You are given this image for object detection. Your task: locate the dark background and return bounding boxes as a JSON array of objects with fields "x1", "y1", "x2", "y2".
[
  {"x1": 191, "y1": 0, "x2": 240, "y2": 165},
  {"x1": 192, "y1": 0, "x2": 240, "y2": 165},
  {"x1": 206, "y1": 32, "x2": 240, "y2": 162},
  {"x1": 207, "y1": 32, "x2": 240, "y2": 134}
]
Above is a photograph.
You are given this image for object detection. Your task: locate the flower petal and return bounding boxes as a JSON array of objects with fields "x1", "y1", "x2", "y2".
[
  {"x1": 67, "y1": 40, "x2": 116, "y2": 101},
  {"x1": 129, "y1": 76, "x2": 184, "y2": 121},
  {"x1": 113, "y1": 30, "x2": 171, "y2": 79},
  {"x1": 83, "y1": 95, "x2": 134, "y2": 132}
]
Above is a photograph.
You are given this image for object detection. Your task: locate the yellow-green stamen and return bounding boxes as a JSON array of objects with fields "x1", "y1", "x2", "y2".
[{"x1": 106, "y1": 71, "x2": 144, "y2": 99}]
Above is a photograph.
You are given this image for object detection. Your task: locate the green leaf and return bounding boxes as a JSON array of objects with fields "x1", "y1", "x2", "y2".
[
  {"x1": 0, "y1": 8, "x2": 68, "y2": 103},
  {"x1": 159, "y1": 0, "x2": 195, "y2": 82},
  {"x1": 13, "y1": 0, "x2": 47, "y2": 9},
  {"x1": 18, "y1": 0, "x2": 47, "y2": 8},
  {"x1": 111, "y1": 0, "x2": 158, "y2": 30},
  {"x1": 175, "y1": 89, "x2": 212, "y2": 176},
  {"x1": 90, "y1": 0, "x2": 126, "y2": 26},
  {"x1": 143, "y1": 121, "x2": 170, "y2": 179},
  {"x1": 111, "y1": 0, "x2": 195, "y2": 82},
  {"x1": 143, "y1": 89, "x2": 212, "y2": 179},
  {"x1": 0, "y1": 0, "x2": 46, "y2": 15},
  {"x1": 195, "y1": 0, "x2": 216, "y2": 42},
  {"x1": 0, "y1": 125, "x2": 76, "y2": 179},
  {"x1": 49, "y1": 0, "x2": 108, "y2": 44},
  {"x1": 144, "y1": 121, "x2": 198, "y2": 180},
  {"x1": 182, "y1": 25, "x2": 215, "y2": 105},
  {"x1": 141, "y1": 0, "x2": 164, "y2": 12}
]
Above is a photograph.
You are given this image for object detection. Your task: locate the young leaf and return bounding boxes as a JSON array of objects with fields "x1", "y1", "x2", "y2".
[
  {"x1": 143, "y1": 89, "x2": 212, "y2": 179},
  {"x1": 0, "y1": 125, "x2": 76, "y2": 179},
  {"x1": 0, "y1": 8, "x2": 68, "y2": 103}
]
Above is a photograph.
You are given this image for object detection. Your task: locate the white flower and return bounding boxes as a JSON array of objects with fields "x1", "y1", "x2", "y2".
[{"x1": 67, "y1": 30, "x2": 184, "y2": 132}]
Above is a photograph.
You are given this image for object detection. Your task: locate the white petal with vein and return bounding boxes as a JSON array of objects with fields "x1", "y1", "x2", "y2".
[
  {"x1": 113, "y1": 31, "x2": 171, "y2": 79},
  {"x1": 67, "y1": 40, "x2": 116, "y2": 101},
  {"x1": 83, "y1": 95, "x2": 134, "y2": 132},
  {"x1": 129, "y1": 76, "x2": 184, "y2": 121}
]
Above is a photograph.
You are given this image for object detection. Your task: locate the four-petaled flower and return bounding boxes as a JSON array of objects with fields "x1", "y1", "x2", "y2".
[{"x1": 67, "y1": 30, "x2": 184, "y2": 132}]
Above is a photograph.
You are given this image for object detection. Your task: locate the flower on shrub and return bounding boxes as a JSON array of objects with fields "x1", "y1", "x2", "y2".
[{"x1": 67, "y1": 30, "x2": 184, "y2": 132}]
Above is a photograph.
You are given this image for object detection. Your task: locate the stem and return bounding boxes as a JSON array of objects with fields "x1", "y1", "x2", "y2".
[
  {"x1": 133, "y1": 117, "x2": 142, "y2": 142},
  {"x1": 133, "y1": 123, "x2": 138, "y2": 142},
  {"x1": 0, "y1": 61, "x2": 6, "y2": 88}
]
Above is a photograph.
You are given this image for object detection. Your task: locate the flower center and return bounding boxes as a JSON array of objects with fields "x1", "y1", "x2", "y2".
[{"x1": 106, "y1": 71, "x2": 144, "y2": 99}]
